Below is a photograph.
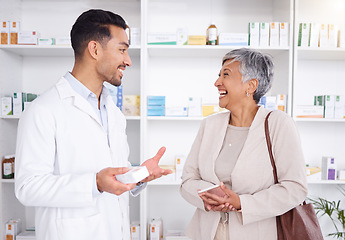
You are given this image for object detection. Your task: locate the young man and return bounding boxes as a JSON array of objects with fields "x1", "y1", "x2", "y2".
[{"x1": 15, "y1": 9, "x2": 171, "y2": 240}]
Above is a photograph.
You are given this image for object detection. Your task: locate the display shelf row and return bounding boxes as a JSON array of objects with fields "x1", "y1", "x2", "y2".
[
  {"x1": 2, "y1": 45, "x2": 345, "y2": 60},
  {"x1": 2, "y1": 179, "x2": 345, "y2": 185},
  {"x1": 2, "y1": 115, "x2": 345, "y2": 122}
]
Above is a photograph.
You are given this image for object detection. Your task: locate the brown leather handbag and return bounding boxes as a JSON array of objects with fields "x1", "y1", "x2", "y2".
[{"x1": 264, "y1": 111, "x2": 324, "y2": 240}]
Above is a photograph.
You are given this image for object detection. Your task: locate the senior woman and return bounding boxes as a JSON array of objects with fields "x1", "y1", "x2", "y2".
[{"x1": 180, "y1": 48, "x2": 307, "y2": 240}]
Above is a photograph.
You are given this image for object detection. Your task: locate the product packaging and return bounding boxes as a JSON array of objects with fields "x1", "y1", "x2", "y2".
[
  {"x1": 248, "y1": 22, "x2": 260, "y2": 46},
  {"x1": 9, "y1": 21, "x2": 20, "y2": 44},
  {"x1": 279, "y1": 22, "x2": 289, "y2": 47},
  {"x1": 1, "y1": 97, "x2": 12, "y2": 115},
  {"x1": 149, "y1": 218, "x2": 163, "y2": 240},
  {"x1": 298, "y1": 23, "x2": 310, "y2": 47},
  {"x1": 259, "y1": 22, "x2": 269, "y2": 47},
  {"x1": 269, "y1": 22, "x2": 279, "y2": 47},
  {"x1": 116, "y1": 166, "x2": 149, "y2": 184},
  {"x1": 322, "y1": 156, "x2": 337, "y2": 180},
  {"x1": 1, "y1": 21, "x2": 9, "y2": 44}
]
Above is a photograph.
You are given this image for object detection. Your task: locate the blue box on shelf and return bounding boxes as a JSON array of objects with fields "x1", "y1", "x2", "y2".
[
  {"x1": 147, "y1": 96, "x2": 165, "y2": 106},
  {"x1": 147, "y1": 106, "x2": 165, "y2": 116}
]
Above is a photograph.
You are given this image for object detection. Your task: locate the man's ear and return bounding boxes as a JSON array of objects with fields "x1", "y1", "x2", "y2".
[{"x1": 87, "y1": 41, "x2": 99, "y2": 59}]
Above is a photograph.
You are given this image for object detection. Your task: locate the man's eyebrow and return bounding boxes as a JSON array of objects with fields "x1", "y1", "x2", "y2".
[{"x1": 119, "y1": 41, "x2": 129, "y2": 48}]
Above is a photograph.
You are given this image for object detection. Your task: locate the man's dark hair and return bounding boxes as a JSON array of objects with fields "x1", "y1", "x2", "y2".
[{"x1": 70, "y1": 9, "x2": 126, "y2": 58}]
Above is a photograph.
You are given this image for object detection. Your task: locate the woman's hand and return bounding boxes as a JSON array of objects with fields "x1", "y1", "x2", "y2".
[{"x1": 198, "y1": 182, "x2": 241, "y2": 212}]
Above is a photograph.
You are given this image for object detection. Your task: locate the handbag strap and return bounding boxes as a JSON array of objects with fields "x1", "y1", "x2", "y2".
[
  {"x1": 264, "y1": 111, "x2": 278, "y2": 184},
  {"x1": 265, "y1": 111, "x2": 307, "y2": 206}
]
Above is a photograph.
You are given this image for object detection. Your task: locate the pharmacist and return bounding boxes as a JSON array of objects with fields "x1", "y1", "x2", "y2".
[{"x1": 15, "y1": 9, "x2": 171, "y2": 240}]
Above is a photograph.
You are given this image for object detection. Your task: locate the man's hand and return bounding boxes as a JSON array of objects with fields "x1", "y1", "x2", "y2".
[
  {"x1": 96, "y1": 167, "x2": 136, "y2": 195},
  {"x1": 140, "y1": 147, "x2": 173, "y2": 182}
]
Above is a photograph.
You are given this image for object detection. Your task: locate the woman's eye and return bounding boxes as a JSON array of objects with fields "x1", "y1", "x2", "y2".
[
  {"x1": 223, "y1": 73, "x2": 229, "y2": 76},
  {"x1": 120, "y1": 49, "x2": 125, "y2": 53}
]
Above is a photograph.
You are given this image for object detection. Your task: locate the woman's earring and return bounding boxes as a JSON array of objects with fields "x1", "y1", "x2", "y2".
[{"x1": 246, "y1": 92, "x2": 250, "y2": 97}]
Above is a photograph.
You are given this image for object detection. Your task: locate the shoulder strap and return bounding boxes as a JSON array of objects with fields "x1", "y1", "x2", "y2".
[{"x1": 264, "y1": 111, "x2": 279, "y2": 184}]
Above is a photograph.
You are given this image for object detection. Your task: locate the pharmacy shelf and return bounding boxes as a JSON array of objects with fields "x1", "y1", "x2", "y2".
[
  {"x1": 125, "y1": 116, "x2": 141, "y2": 120},
  {"x1": 147, "y1": 116, "x2": 203, "y2": 121},
  {"x1": 0, "y1": 45, "x2": 140, "y2": 57},
  {"x1": 297, "y1": 47, "x2": 345, "y2": 60},
  {"x1": 0, "y1": 115, "x2": 140, "y2": 120},
  {"x1": 147, "y1": 45, "x2": 290, "y2": 58},
  {"x1": 308, "y1": 180, "x2": 345, "y2": 185},
  {"x1": 294, "y1": 118, "x2": 345, "y2": 123},
  {"x1": 0, "y1": 115, "x2": 20, "y2": 119},
  {"x1": 0, "y1": 179, "x2": 14, "y2": 183}
]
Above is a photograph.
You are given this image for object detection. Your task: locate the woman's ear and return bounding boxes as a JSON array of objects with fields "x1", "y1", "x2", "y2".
[{"x1": 247, "y1": 78, "x2": 259, "y2": 95}]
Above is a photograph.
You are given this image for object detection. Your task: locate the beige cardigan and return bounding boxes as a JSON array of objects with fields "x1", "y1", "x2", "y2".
[{"x1": 180, "y1": 107, "x2": 307, "y2": 240}]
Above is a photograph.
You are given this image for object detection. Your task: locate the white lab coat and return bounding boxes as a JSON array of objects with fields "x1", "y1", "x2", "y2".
[{"x1": 15, "y1": 77, "x2": 132, "y2": 240}]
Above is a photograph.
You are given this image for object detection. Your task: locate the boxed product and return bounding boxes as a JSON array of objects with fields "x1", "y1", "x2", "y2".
[
  {"x1": 38, "y1": 37, "x2": 55, "y2": 45},
  {"x1": 147, "y1": 106, "x2": 165, "y2": 116},
  {"x1": 18, "y1": 31, "x2": 38, "y2": 45},
  {"x1": 334, "y1": 95, "x2": 345, "y2": 119},
  {"x1": 276, "y1": 94, "x2": 287, "y2": 112},
  {"x1": 130, "y1": 222, "x2": 140, "y2": 240},
  {"x1": 319, "y1": 24, "x2": 328, "y2": 48},
  {"x1": 259, "y1": 96, "x2": 277, "y2": 111},
  {"x1": 6, "y1": 219, "x2": 22, "y2": 240},
  {"x1": 294, "y1": 105, "x2": 323, "y2": 118},
  {"x1": 259, "y1": 22, "x2": 269, "y2": 47},
  {"x1": 188, "y1": 97, "x2": 202, "y2": 117},
  {"x1": 279, "y1": 22, "x2": 289, "y2": 47},
  {"x1": 338, "y1": 170, "x2": 345, "y2": 181},
  {"x1": 165, "y1": 106, "x2": 187, "y2": 117},
  {"x1": 314, "y1": 95, "x2": 335, "y2": 118},
  {"x1": 13, "y1": 92, "x2": 23, "y2": 116},
  {"x1": 175, "y1": 155, "x2": 185, "y2": 183},
  {"x1": 55, "y1": 37, "x2": 71, "y2": 45},
  {"x1": 322, "y1": 156, "x2": 337, "y2": 180},
  {"x1": 218, "y1": 33, "x2": 248, "y2": 46},
  {"x1": 1, "y1": 21, "x2": 9, "y2": 44},
  {"x1": 188, "y1": 35, "x2": 206, "y2": 45},
  {"x1": 149, "y1": 218, "x2": 163, "y2": 240},
  {"x1": 248, "y1": 22, "x2": 260, "y2": 47},
  {"x1": 9, "y1": 21, "x2": 20, "y2": 44},
  {"x1": 298, "y1": 23, "x2": 310, "y2": 47},
  {"x1": 202, "y1": 105, "x2": 222, "y2": 117},
  {"x1": 176, "y1": 28, "x2": 188, "y2": 45},
  {"x1": 339, "y1": 30, "x2": 345, "y2": 48},
  {"x1": 122, "y1": 105, "x2": 140, "y2": 116},
  {"x1": 130, "y1": 28, "x2": 141, "y2": 46},
  {"x1": 328, "y1": 24, "x2": 338, "y2": 48},
  {"x1": 147, "y1": 96, "x2": 165, "y2": 106},
  {"x1": 123, "y1": 95, "x2": 140, "y2": 106},
  {"x1": 116, "y1": 166, "x2": 149, "y2": 184},
  {"x1": 1, "y1": 97, "x2": 12, "y2": 115},
  {"x1": 148, "y1": 33, "x2": 176, "y2": 45},
  {"x1": 269, "y1": 22, "x2": 279, "y2": 47},
  {"x1": 309, "y1": 23, "x2": 320, "y2": 47}
]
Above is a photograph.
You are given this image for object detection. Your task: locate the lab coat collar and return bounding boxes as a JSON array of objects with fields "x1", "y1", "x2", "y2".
[{"x1": 55, "y1": 77, "x2": 104, "y2": 127}]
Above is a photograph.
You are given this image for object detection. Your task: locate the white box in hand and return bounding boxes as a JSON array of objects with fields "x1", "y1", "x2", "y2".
[{"x1": 116, "y1": 166, "x2": 149, "y2": 184}]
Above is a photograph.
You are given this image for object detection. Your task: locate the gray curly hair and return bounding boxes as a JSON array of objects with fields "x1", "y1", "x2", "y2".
[{"x1": 222, "y1": 48, "x2": 274, "y2": 103}]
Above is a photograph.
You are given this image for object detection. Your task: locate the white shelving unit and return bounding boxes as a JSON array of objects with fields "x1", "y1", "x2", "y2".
[
  {"x1": 293, "y1": 0, "x2": 345, "y2": 238},
  {"x1": 1, "y1": 0, "x2": 345, "y2": 239}
]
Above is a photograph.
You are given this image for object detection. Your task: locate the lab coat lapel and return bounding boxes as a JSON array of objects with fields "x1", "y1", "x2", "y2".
[
  {"x1": 56, "y1": 77, "x2": 103, "y2": 127},
  {"x1": 208, "y1": 112, "x2": 230, "y2": 182}
]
